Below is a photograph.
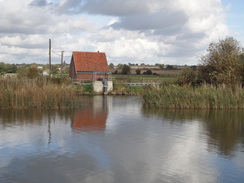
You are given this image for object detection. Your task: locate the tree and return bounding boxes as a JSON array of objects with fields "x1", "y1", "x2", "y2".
[
  {"x1": 5, "y1": 64, "x2": 17, "y2": 73},
  {"x1": 144, "y1": 69, "x2": 152, "y2": 75},
  {"x1": 63, "y1": 65, "x2": 70, "y2": 74},
  {"x1": 199, "y1": 37, "x2": 243, "y2": 87},
  {"x1": 0, "y1": 62, "x2": 17, "y2": 73},
  {"x1": 113, "y1": 70, "x2": 118, "y2": 74},
  {"x1": 121, "y1": 64, "x2": 131, "y2": 74},
  {"x1": 17, "y1": 66, "x2": 28, "y2": 78},
  {"x1": 51, "y1": 65, "x2": 59, "y2": 75},
  {"x1": 155, "y1": 63, "x2": 164, "y2": 70},
  {"x1": 200, "y1": 37, "x2": 243, "y2": 87},
  {"x1": 109, "y1": 63, "x2": 114, "y2": 69},
  {"x1": 165, "y1": 65, "x2": 175, "y2": 70},
  {"x1": 0, "y1": 62, "x2": 5, "y2": 74},
  {"x1": 117, "y1": 64, "x2": 123, "y2": 69},
  {"x1": 27, "y1": 66, "x2": 39, "y2": 79},
  {"x1": 136, "y1": 69, "x2": 141, "y2": 75},
  {"x1": 240, "y1": 53, "x2": 244, "y2": 84},
  {"x1": 159, "y1": 64, "x2": 164, "y2": 70},
  {"x1": 176, "y1": 68, "x2": 199, "y2": 86}
]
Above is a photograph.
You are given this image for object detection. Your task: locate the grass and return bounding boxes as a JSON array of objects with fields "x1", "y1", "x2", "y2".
[
  {"x1": 112, "y1": 83, "x2": 144, "y2": 94},
  {"x1": 0, "y1": 77, "x2": 83, "y2": 109},
  {"x1": 82, "y1": 84, "x2": 93, "y2": 94},
  {"x1": 142, "y1": 85, "x2": 244, "y2": 109},
  {"x1": 111, "y1": 74, "x2": 176, "y2": 94},
  {"x1": 112, "y1": 74, "x2": 176, "y2": 83},
  {"x1": 4, "y1": 74, "x2": 243, "y2": 110}
]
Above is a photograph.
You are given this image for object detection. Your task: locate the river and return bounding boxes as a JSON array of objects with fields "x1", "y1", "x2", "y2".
[{"x1": 0, "y1": 96, "x2": 244, "y2": 183}]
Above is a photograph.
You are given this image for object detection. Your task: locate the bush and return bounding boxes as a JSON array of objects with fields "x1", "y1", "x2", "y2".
[
  {"x1": 27, "y1": 66, "x2": 40, "y2": 79},
  {"x1": 121, "y1": 64, "x2": 131, "y2": 74},
  {"x1": 144, "y1": 69, "x2": 152, "y2": 75},
  {"x1": 136, "y1": 69, "x2": 141, "y2": 75},
  {"x1": 176, "y1": 68, "x2": 201, "y2": 86}
]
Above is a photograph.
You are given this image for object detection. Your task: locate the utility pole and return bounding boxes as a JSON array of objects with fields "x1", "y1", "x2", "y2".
[
  {"x1": 49, "y1": 39, "x2": 51, "y2": 77},
  {"x1": 60, "y1": 51, "x2": 64, "y2": 76}
]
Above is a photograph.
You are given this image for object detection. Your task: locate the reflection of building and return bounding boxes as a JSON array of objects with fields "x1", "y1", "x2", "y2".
[{"x1": 72, "y1": 96, "x2": 108, "y2": 132}]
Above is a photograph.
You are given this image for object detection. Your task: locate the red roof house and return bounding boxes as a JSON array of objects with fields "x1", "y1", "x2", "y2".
[{"x1": 69, "y1": 51, "x2": 110, "y2": 80}]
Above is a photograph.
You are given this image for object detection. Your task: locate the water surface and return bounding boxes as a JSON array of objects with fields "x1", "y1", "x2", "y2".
[{"x1": 0, "y1": 96, "x2": 244, "y2": 183}]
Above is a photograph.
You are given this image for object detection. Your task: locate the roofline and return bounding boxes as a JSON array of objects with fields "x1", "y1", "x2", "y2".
[
  {"x1": 72, "y1": 51, "x2": 106, "y2": 54},
  {"x1": 77, "y1": 71, "x2": 111, "y2": 74},
  {"x1": 71, "y1": 54, "x2": 76, "y2": 72}
]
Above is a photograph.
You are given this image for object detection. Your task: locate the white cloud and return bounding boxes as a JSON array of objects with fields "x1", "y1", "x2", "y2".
[
  {"x1": 0, "y1": 0, "x2": 94, "y2": 35},
  {"x1": 159, "y1": 121, "x2": 219, "y2": 182},
  {"x1": 0, "y1": 0, "x2": 230, "y2": 65}
]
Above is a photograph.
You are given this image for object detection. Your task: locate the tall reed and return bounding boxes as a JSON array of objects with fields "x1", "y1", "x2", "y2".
[
  {"x1": 142, "y1": 85, "x2": 244, "y2": 109},
  {"x1": 0, "y1": 78, "x2": 83, "y2": 109}
]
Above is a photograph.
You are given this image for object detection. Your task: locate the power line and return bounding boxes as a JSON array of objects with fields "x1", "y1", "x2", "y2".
[{"x1": 52, "y1": 50, "x2": 62, "y2": 56}]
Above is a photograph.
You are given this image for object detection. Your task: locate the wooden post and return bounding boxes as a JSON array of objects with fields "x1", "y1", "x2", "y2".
[
  {"x1": 49, "y1": 39, "x2": 51, "y2": 77},
  {"x1": 60, "y1": 51, "x2": 64, "y2": 76}
]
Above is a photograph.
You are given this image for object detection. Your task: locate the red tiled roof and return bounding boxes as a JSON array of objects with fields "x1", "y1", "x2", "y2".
[{"x1": 72, "y1": 51, "x2": 109, "y2": 72}]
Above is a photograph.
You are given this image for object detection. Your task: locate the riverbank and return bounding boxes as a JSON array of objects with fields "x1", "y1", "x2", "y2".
[
  {"x1": 2, "y1": 77, "x2": 244, "y2": 109},
  {"x1": 0, "y1": 78, "x2": 83, "y2": 109},
  {"x1": 142, "y1": 85, "x2": 244, "y2": 109}
]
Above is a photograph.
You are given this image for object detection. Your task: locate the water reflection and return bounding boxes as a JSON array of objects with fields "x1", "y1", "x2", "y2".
[
  {"x1": 0, "y1": 96, "x2": 244, "y2": 183},
  {"x1": 143, "y1": 108, "x2": 244, "y2": 156},
  {"x1": 0, "y1": 109, "x2": 73, "y2": 125},
  {"x1": 71, "y1": 96, "x2": 108, "y2": 132}
]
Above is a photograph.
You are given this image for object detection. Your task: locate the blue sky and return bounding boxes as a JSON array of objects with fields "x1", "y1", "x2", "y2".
[
  {"x1": 0, "y1": 0, "x2": 243, "y2": 65},
  {"x1": 222, "y1": 0, "x2": 244, "y2": 45}
]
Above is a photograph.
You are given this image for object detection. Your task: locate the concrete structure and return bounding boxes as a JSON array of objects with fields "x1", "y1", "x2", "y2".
[{"x1": 93, "y1": 81, "x2": 113, "y2": 94}]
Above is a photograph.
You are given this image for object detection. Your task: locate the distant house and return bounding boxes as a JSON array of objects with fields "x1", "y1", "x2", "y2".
[{"x1": 69, "y1": 51, "x2": 110, "y2": 80}]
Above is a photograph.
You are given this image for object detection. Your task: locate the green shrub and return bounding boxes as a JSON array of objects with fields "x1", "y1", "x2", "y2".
[{"x1": 82, "y1": 84, "x2": 93, "y2": 93}]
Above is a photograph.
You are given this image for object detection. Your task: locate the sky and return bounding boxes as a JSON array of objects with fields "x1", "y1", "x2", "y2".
[{"x1": 0, "y1": 0, "x2": 243, "y2": 66}]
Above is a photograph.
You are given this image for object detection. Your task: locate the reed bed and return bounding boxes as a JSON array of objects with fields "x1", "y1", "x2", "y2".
[
  {"x1": 142, "y1": 85, "x2": 244, "y2": 109},
  {"x1": 0, "y1": 78, "x2": 83, "y2": 109}
]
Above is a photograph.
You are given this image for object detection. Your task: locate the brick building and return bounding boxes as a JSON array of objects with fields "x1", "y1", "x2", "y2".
[{"x1": 69, "y1": 51, "x2": 110, "y2": 80}]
